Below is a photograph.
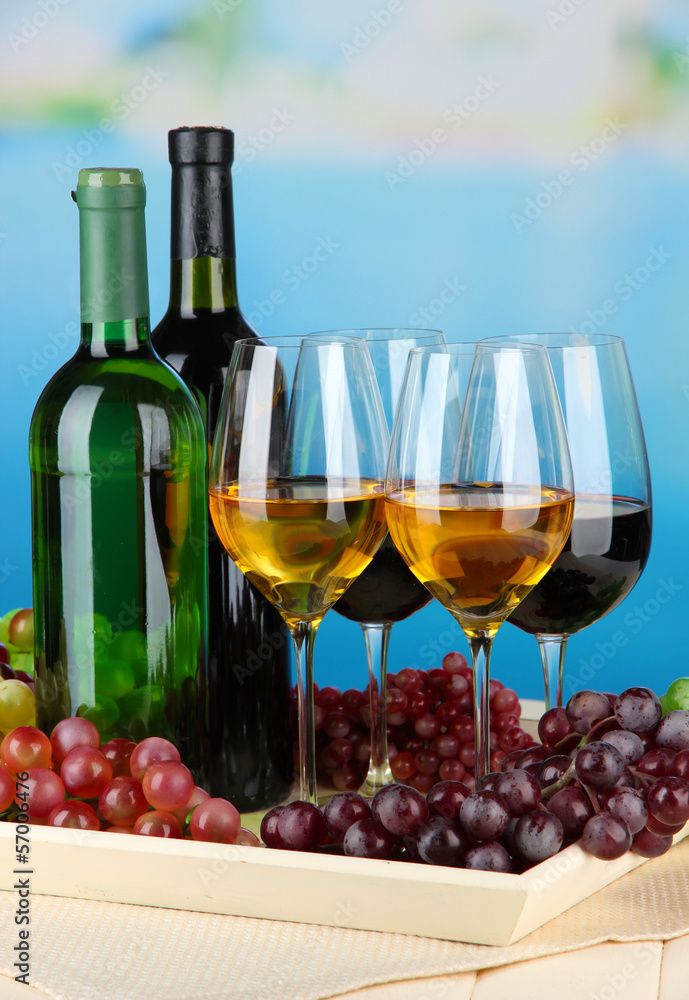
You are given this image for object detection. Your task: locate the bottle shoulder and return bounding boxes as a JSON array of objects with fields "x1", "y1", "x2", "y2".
[{"x1": 29, "y1": 349, "x2": 206, "y2": 457}]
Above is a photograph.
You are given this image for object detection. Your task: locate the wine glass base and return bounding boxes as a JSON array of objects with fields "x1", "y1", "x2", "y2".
[{"x1": 358, "y1": 766, "x2": 395, "y2": 800}]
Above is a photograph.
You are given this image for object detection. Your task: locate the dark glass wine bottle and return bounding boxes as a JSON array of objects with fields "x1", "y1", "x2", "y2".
[
  {"x1": 151, "y1": 127, "x2": 293, "y2": 811},
  {"x1": 30, "y1": 168, "x2": 209, "y2": 782}
]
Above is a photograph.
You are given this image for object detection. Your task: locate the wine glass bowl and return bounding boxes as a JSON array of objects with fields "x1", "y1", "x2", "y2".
[
  {"x1": 385, "y1": 342, "x2": 575, "y2": 777},
  {"x1": 209, "y1": 334, "x2": 389, "y2": 803},
  {"x1": 481, "y1": 333, "x2": 652, "y2": 709}
]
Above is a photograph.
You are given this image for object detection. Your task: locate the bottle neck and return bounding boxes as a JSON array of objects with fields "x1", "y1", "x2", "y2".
[
  {"x1": 169, "y1": 257, "x2": 239, "y2": 316},
  {"x1": 81, "y1": 317, "x2": 152, "y2": 357},
  {"x1": 79, "y1": 199, "x2": 151, "y2": 353},
  {"x1": 168, "y1": 161, "x2": 239, "y2": 316}
]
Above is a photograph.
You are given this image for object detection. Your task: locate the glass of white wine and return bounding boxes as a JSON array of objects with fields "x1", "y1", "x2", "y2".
[
  {"x1": 385, "y1": 342, "x2": 575, "y2": 778},
  {"x1": 209, "y1": 334, "x2": 389, "y2": 803}
]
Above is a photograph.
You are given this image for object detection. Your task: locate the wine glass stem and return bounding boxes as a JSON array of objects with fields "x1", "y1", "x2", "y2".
[
  {"x1": 537, "y1": 634, "x2": 570, "y2": 711},
  {"x1": 359, "y1": 622, "x2": 394, "y2": 798},
  {"x1": 289, "y1": 620, "x2": 319, "y2": 805},
  {"x1": 468, "y1": 632, "x2": 493, "y2": 780}
]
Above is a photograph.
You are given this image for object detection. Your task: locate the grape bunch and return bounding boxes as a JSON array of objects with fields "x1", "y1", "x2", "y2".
[
  {"x1": 0, "y1": 719, "x2": 258, "y2": 846},
  {"x1": 269, "y1": 684, "x2": 689, "y2": 871},
  {"x1": 302, "y1": 652, "x2": 536, "y2": 795}
]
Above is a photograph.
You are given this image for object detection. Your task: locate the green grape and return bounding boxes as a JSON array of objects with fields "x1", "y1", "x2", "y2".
[
  {"x1": 80, "y1": 695, "x2": 120, "y2": 735},
  {"x1": 666, "y1": 678, "x2": 689, "y2": 712},
  {"x1": 94, "y1": 659, "x2": 135, "y2": 701},
  {"x1": 0, "y1": 679, "x2": 36, "y2": 730},
  {"x1": 109, "y1": 631, "x2": 149, "y2": 686}
]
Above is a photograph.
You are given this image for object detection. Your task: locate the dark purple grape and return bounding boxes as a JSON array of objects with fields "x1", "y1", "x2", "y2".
[
  {"x1": 673, "y1": 749, "x2": 689, "y2": 779},
  {"x1": 614, "y1": 687, "x2": 662, "y2": 733},
  {"x1": 645, "y1": 814, "x2": 685, "y2": 837},
  {"x1": 538, "y1": 706, "x2": 572, "y2": 745},
  {"x1": 426, "y1": 780, "x2": 470, "y2": 821},
  {"x1": 416, "y1": 816, "x2": 466, "y2": 866},
  {"x1": 260, "y1": 806, "x2": 285, "y2": 848},
  {"x1": 600, "y1": 729, "x2": 645, "y2": 765},
  {"x1": 0, "y1": 663, "x2": 16, "y2": 681},
  {"x1": 610, "y1": 766, "x2": 636, "y2": 789},
  {"x1": 513, "y1": 810, "x2": 563, "y2": 863},
  {"x1": 276, "y1": 801, "x2": 327, "y2": 851},
  {"x1": 646, "y1": 776, "x2": 689, "y2": 826},
  {"x1": 477, "y1": 771, "x2": 502, "y2": 791},
  {"x1": 631, "y1": 828, "x2": 673, "y2": 858},
  {"x1": 601, "y1": 787, "x2": 648, "y2": 834},
  {"x1": 547, "y1": 786, "x2": 595, "y2": 839},
  {"x1": 343, "y1": 818, "x2": 397, "y2": 859},
  {"x1": 636, "y1": 748, "x2": 675, "y2": 777},
  {"x1": 322, "y1": 792, "x2": 371, "y2": 841},
  {"x1": 371, "y1": 783, "x2": 429, "y2": 837},
  {"x1": 514, "y1": 746, "x2": 555, "y2": 769},
  {"x1": 574, "y1": 741, "x2": 625, "y2": 790},
  {"x1": 582, "y1": 812, "x2": 632, "y2": 860},
  {"x1": 500, "y1": 748, "x2": 525, "y2": 772},
  {"x1": 492, "y1": 769, "x2": 542, "y2": 818},
  {"x1": 565, "y1": 690, "x2": 612, "y2": 735},
  {"x1": 463, "y1": 840, "x2": 513, "y2": 873},
  {"x1": 536, "y1": 755, "x2": 573, "y2": 789},
  {"x1": 459, "y1": 790, "x2": 510, "y2": 841},
  {"x1": 654, "y1": 711, "x2": 689, "y2": 752}
]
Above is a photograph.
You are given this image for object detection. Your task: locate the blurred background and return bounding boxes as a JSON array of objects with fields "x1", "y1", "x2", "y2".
[{"x1": 1, "y1": 0, "x2": 688, "y2": 700}]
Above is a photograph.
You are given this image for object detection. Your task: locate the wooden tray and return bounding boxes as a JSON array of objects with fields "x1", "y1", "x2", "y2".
[{"x1": 2, "y1": 818, "x2": 686, "y2": 946}]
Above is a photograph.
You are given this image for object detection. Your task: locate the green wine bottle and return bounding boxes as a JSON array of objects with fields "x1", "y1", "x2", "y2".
[
  {"x1": 151, "y1": 127, "x2": 293, "y2": 810},
  {"x1": 30, "y1": 167, "x2": 209, "y2": 781}
]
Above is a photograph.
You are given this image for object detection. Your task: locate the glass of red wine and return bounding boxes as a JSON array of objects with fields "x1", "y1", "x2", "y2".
[
  {"x1": 481, "y1": 333, "x2": 652, "y2": 710},
  {"x1": 328, "y1": 329, "x2": 446, "y2": 797},
  {"x1": 209, "y1": 335, "x2": 389, "y2": 803},
  {"x1": 386, "y1": 342, "x2": 574, "y2": 778}
]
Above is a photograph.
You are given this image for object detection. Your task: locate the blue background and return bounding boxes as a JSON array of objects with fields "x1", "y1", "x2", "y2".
[{"x1": 1, "y1": 0, "x2": 688, "y2": 701}]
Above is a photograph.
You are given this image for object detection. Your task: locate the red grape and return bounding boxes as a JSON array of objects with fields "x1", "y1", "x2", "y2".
[
  {"x1": 50, "y1": 717, "x2": 101, "y2": 763},
  {"x1": 133, "y1": 810, "x2": 183, "y2": 838},
  {"x1": 189, "y1": 798, "x2": 241, "y2": 843},
  {"x1": 129, "y1": 737, "x2": 181, "y2": 780},
  {"x1": 142, "y1": 761, "x2": 194, "y2": 812},
  {"x1": 61, "y1": 747, "x2": 113, "y2": 799},
  {"x1": 2, "y1": 726, "x2": 52, "y2": 772},
  {"x1": 99, "y1": 776, "x2": 149, "y2": 827},
  {"x1": 49, "y1": 800, "x2": 100, "y2": 830}
]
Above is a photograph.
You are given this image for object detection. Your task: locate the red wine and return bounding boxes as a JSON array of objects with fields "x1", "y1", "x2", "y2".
[
  {"x1": 508, "y1": 496, "x2": 651, "y2": 636},
  {"x1": 151, "y1": 127, "x2": 293, "y2": 811},
  {"x1": 333, "y1": 533, "x2": 433, "y2": 625}
]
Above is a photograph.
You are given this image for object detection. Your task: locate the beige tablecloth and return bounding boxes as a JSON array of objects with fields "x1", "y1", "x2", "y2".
[{"x1": 1, "y1": 838, "x2": 689, "y2": 1000}]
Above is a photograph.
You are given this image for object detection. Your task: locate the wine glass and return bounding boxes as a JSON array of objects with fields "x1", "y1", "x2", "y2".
[
  {"x1": 385, "y1": 342, "x2": 574, "y2": 778},
  {"x1": 326, "y1": 329, "x2": 446, "y2": 798},
  {"x1": 209, "y1": 334, "x2": 389, "y2": 804},
  {"x1": 481, "y1": 333, "x2": 652, "y2": 710}
]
